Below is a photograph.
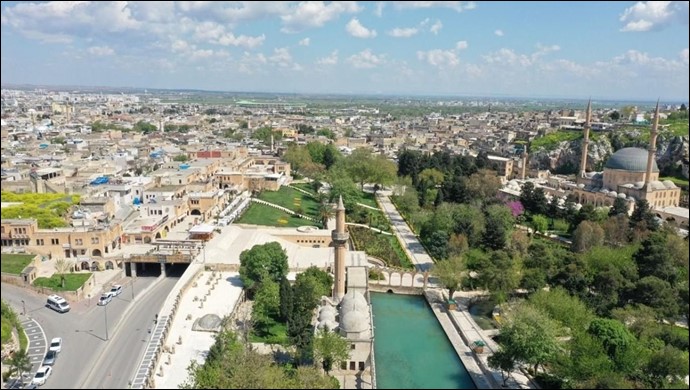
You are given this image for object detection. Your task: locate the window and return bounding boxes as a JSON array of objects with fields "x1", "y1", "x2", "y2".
[
  {"x1": 191, "y1": 200, "x2": 200, "y2": 205},
  {"x1": 36, "y1": 239, "x2": 44, "y2": 246},
  {"x1": 75, "y1": 239, "x2": 83, "y2": 246},
  {"x1": 359, "y1": 362, "x2": 365, "y2": 371},
  {"x1": 91, "y1": 237, "x2": 99, "y2": 244},
  {"x1": 351, "y1": 344, "x2": 356, "y2": 350},
  {"x1": 51, "y1": 238, "x2": 59, "y2": 245}
]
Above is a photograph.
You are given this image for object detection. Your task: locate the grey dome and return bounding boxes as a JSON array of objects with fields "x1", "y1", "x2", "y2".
[
  {"x1": 340, "y1": 291, "x2": 368, "y2": 312},
  {"x1": 605, "y1": 148, "x2": 657, "y2": 172},
  {"x1": 340, "y1": 310, "x2": 368, "y2": 333},
  {"x1": 663, "y1": 180, "x2": 677, "y2": 189}
]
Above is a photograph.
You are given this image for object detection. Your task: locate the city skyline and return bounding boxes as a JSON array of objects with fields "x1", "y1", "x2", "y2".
[{"x1": 1, "y1": 1, "x2": 689, "y2": 101}]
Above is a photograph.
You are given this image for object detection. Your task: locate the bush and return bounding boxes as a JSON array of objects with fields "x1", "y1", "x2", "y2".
[{"x1": 368, "y1": 269, "x2": 384, "y2": 280}]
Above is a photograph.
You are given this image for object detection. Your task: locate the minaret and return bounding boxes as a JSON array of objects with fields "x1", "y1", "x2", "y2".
[
  {"x1": 579, "y1": 99, "x2": 592, "y2": 181},
  {"x1": 270, "y1": 133, "x2": 275, "y2": 153},
  {"x1": 645, "y1": 100, "x2": 660, "y2": 191},
  {"x1": 332, "y1": 195, "x2": 348, "y2": 301},
  {"x1": 521, "y1": 149, "x2": 528, "y2": 180}
]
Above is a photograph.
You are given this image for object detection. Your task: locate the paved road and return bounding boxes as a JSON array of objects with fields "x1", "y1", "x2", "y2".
[
  {"x1": 377, "y1": 190, "x2": 434, "y2": 272},
  {"x1": 1, "y1": 276, "x2": 163, "y2": 389},
  {"x1": 81, "y1": 277, "x2": 180, "y2": 389}
]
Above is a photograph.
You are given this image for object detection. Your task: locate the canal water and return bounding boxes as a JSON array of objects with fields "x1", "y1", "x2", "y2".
[{"x1": 371, "y1": 292, "x2": 477, "y2": 389}]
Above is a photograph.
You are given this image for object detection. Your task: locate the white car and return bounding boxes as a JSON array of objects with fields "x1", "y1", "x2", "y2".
[
  {"x1": 109, "y1": 284, "x2": 123, "y2": 296},
  {"x1": 32, "y1": 366, "x2": 52, "y2": 386},
  {"x1": 97, "y1": 293, "x2": 113, "y2": 306},
  {"x1": 49, "y1": 337, "x2": 62, "y2": 353}
]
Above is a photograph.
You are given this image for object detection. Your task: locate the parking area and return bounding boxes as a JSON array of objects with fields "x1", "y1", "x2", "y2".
[{"x1": 21, "y1": 319, "x2": 47, "y2": 384}]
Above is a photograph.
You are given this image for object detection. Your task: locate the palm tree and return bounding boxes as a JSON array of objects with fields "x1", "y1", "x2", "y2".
[
  {"x1": 318, "y1": 202, "x2": 335, "y2": 230},
  {"x1": 54, "y1": 258, "x2": 72, "y2": 289},
  {"x1": 8, "y1": 349, "x2": 32, "y2": 384}
]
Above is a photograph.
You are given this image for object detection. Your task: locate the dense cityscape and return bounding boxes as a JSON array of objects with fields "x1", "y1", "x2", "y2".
[{"x1": 1, "y1": 1, "x2": 689, "y2": 390}]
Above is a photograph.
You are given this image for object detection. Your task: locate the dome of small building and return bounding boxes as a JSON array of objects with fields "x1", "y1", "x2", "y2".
[
  {"x1": 319, "y1": 309, "x2": 336, "y2": 322},
  {"x1": 601, "y1": 188, "x2": 610, "y2": 194},
  {"x1": 605, "y1": 148, "x2": 658, "y2": 172},
  {"x1": 340, "y1": 291, "x2": 368, "y2": 313},
  {"x1": 618, "y1": 193, "x2": 627, "y2": 199},
  {"x1": 634, "y1": 181, "x2": 645, "y2": 189},
  {"x1": 578, "y1": 183, "x2": 585, "y2": 189},
  {"x1": 317, "y1": 319, "x2": 339, "y2": 331},
  {"x1": 608, "y1": 191, "x2": 617, "y2": 198},
  {"x1": 663, "y1": 180, "x2": 677, "y2": 189},
  {"x1": 340, "y1": 310, "x2": 369, "y2": 333},
  {"x1": 627, "y1": 196, "x2": 636, "y2": 202}
]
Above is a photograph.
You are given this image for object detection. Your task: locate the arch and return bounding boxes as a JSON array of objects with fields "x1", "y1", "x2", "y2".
[
  {"x1": 80, "y1": 261, "x2": 90, "y2": 271},
  {"x1": 191, "y1": 209, "x2": 202, "y2": 216},
  {"x1": 400, "y1": 273, "x2": 414, "y2": 287},
  {"x1": 389, "y1": 272, "x2": 402, "y2": 287},
  {"x1": 90, "y1": 261, "x2": 100, "y2": 271},
  {"x1": 155, "y1": 232, "x2": 162, "y2": 239},
  {"x1": 92, "y1": 249, "x2": 102, "y2": 257},
  {"x1": 143, "y1": 236, "x2": 152, "y2": 244},
  {"x1": 105, "y1": 261, "x2": 114, "y2": 270},
  {"x1": 164, "y1": 226, "x2": 170, "y2": 232}
]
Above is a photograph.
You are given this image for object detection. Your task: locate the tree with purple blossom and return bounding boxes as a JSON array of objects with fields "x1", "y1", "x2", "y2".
[{"x1": 507, "y1": 200, "x2": 524, "y2": 218}]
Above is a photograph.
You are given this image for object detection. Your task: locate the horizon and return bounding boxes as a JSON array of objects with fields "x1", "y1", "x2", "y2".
[{"x1": 1, "y1": 1, "x2": 688, "y2": 101}]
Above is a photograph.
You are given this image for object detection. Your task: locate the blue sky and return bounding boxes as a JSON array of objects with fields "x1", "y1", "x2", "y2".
[{"x1": 1, "y1": 1, "x2": 688, "y2": 101}]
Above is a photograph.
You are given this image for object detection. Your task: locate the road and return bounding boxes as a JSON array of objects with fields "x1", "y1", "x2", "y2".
[
  {"x1": 1, "y1": 276, "x2": 176, "y2": 389},
  {"x1": 80, "y1": 277, "x2": 180, "y2": 389},
  {"x1": 376, "y1": 190, "x2": 434, "y2": 272}
]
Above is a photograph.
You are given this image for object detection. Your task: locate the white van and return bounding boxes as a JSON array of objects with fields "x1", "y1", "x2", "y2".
[{"x1": 46, "y1": 295, "x2": 70, "y2": 313}]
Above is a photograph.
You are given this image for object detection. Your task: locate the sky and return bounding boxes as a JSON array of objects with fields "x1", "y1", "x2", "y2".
[{"x1": 1, "y1": 1, "x2": 688, "y2": 101}]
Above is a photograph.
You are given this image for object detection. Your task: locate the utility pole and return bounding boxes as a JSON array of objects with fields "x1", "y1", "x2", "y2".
[
  {"x1": 104, "y1": 303, "x2": 109, "y2": 341},
  {"x1": 21, "y1": 300, "x2": 26, "y2": 316}
]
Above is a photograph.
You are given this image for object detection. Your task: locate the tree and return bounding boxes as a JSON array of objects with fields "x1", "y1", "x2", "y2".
[
  {"x1": 498, "y1": 304, "x2": 560, "y2": 374},
  {"x1": 531, "y1": 215, "x2": 549, "y2": 234},
  {"x1": 482, "y1": 204, "x2": 514, "y2": 250},
  {"x1": 345, "y1": 148, "x2": 375, "y2": 189},
  {"x1": 609, "y1": 111, "x2": 621, "y2": 121},
  {"x1": 327, "y1": 168, "x2": 361, "y2": 210},
  {"x1": 488, "y1": 349, "x2": 516, "y2": 387},
  {"x1": 571, "y1": 220, "x2": 604, "y2": 253},
  {"x1": 418, "y1": 168, "x2": 444, "y2": 188},
  {"x1": 252, "y1": 278, "x2": 280, "y2": 331},
  {"x1": 632, "y1": 276, "x2": 679, "y2": 319},
  {"x1": 7, "y1": 349, "x2": 32, "y2": 384},
  {"x1": 312, "y1": 328, "x2": 350, "y2": 374},
  {"x1": 283, "y1": 145, "x2": 313, "y2": 173},
  {"x1": 630, "y1": 199, "x2": 657, "y2": 231},
  {"x1": 296, "y1": 266, "x2": 334, "y2": 299},
  {"x1": 609, "y1": 197, "x2": 629, "y2": 217},
  {"x1": 465, "y1": 169, "x2": 502, "y2": 201},
  {"x1": 318, "y1": 202, "x2": 334, "y2": 230},
  {"x1": 634, "y1": 233, "x2": 678, "y2": 285},
  {"x1": 370, "y1": 155, "x2": 397, "y2": 193},
  {"x1": 602, "y1": 214, "x2": 630, "y2": 247},
  {"x1": 644, "y1": 345, "x2": 689, "y2": 389},
  {"x1": 431, "y1": 256, "x2": 465, "y2": 299},
  {"x1": 239, "y1": 242, "x2": 289, "y2": 294},
  {"x1": 54, "y1": 258, "x2": 72, "y2": 289},
  {"x1": 279, "y1": 277, "x2": 292, "y2": 323}
]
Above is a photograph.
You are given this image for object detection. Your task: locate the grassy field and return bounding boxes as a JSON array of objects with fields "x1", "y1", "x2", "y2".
[
  {"x1": 236, "y1": 203, "x2": 319, "y2": 228},
  {"x1": 33, "y1": 273, "x2": 92, "y2": 291},
  {"x1": 249, "y1": 321, "x2": 288, "y2": 345},
  {"x1": 0, "y1": 254, "x2": 35, "y2": 275},
  {"x1": 258, "y1": 187, "x2": 320, "y2": 218},
  {"x1": 290, "y1": 182, "x2": 318, "y2": 196},
  {"x1": 1, "y1": 317, "x2": 11, "y2": 345},
  {"x1": 661, "y1": 118, "x2": 689, "y2": 137},
  {"x1": 359, "y1": 192, "x2": 379, "y2": 209},
  {"x1": 349, "y1": 226, "x2": 413, "y2": 269},
  {"x1": 1, "y1": 191, "x2": 80, "y2": 229}
]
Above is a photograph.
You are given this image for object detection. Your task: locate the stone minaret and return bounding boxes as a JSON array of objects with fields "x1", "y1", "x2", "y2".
[
  {"x1": 579, "y1": 99, "x2": 592, "y2": 180},
  {"x1": 521, "y1": 150, "x2": 528, "y2": 180},
  {"x1": 332, "y1": 195, "x2": 348, "y2": 301},
  {"x1": 645, "y1": 100, "x2": 660, "y2": 190}
]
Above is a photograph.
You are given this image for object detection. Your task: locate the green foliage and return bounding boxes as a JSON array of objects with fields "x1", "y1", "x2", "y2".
[
  {"x1": 33, "y1": 273, "x2": 91, "y2": 291},
  {"x1": 257, "y1": 186, "x2": 321, "y2": 219},
  {"x1": 571, "y1": 220, "x2": 604, "y2": 253},
  {"x1": 239, "y1": 242, "x2": 289, "y2": 293},
  {"x1": 531, "y1": 130, "x2": 582, "y2": 151},
  {"x1": 349, "y1": 226, "x2": 412, "y2": 268},
  {"x1": 313, "y1": 329, "x2": 350, "y2": 374},
  {"x1": 173, "y1": 154, "x2": 189, "y2": 162},
  {"x1": 432, "y1": 256, "x2": 465, "y2": 298},
  {"x1": 253, "y1": 127, "x2": 282, "y2": 145},
  {"x1": 482, "y1": 204, "x2": 514, "y2": 250},
  {"x1": 531, "y1": 214, "x2": 549, "y2": 233},
  {"x1": 279, "y1": 277, "x2": 292, "y2": 322},
  {"x1": 132, "y1": 120, "x2": 158, "y2": 134},
  {"x1": 488, "y1": 349, "x2": 516, "y2": 387},
  {"x1": 529, "y1": 288, "x2": 594, "y2": 332},
  {"x1": 316, "y1": 128, "x2": 336, "y2": 140},
  {"x1": 6, "y1": 348, "x2": 32, "y2": 382},
  {"x1": 644, "y1": 346, "x2": 689, "y2": 389},
  {"x1": 252, "y1": 278, "x2": 281, "y2": 331},
  {"x1": 498, "y1": 304, "x2": 560, "y2": 374},
  {"x1": 90, "y1": 120, "x2": 126, "y2": 132},
  {"x1": 236, "y1": 203, "x2": 310, "y2": 228},
  {"x1": 296, "y1": 266, "x2": 334, "y2": 299},
  {"x1": 1, "y1": 191, "x2": 80, "y2": 228}
]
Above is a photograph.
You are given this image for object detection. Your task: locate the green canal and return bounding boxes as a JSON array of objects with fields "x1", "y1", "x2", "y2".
[{"x1": 371, "y1": 292, "x2": 477, "y2": 389}]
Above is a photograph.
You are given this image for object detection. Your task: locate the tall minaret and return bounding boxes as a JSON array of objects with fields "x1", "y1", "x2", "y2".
[
  {"x1": 521, "y1": 149, "x2": 529, "y2": 180},
  {"x1": 645, "y1": 100, "x2": 660, "y2": 191},
  {"x1": 579, "y1": 99, "x2": 592, "y2": 181},
  {"x1": 332, "y1": 195, "x2": 348, "y2": 301}
]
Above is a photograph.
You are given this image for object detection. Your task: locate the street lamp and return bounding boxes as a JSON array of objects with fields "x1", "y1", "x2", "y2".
[
  {"x1": 131, "y1": 278, "x2": 136, "y2": 301},
  {"x1": 104, "y1": 303, "x2": 109, "y2": 341},
  {"x1": 21, "y1": 300, "x2": 26, "y2": 316}
]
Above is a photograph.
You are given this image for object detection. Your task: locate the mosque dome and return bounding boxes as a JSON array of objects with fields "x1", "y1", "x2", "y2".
[
  {"x1": 340, "y1": 291, "x2": 368, "y2": 311},
  {"x1": 340, "y1": 310, "x2": 369, "y2": 333},
  {"x1": 605, "y1": 148, "x2": 658, "y2": 172},
  {"x1": 663, "y1": 180, "x2": 677, "y2": 189},
  {"x1": 618, "y1": 193, "x2": 627, "y2": 199}
]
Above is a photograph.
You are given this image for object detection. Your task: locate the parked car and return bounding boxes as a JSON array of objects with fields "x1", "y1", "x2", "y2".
[
  {"x1": 48, "y1": 337, "x2": 62, "y2": 353},
  {"x1": 97, "y1": 293, "x2": 113, "y2": 306},
  {"x1": 31, "y1": 366, "x2": 52, "y2": 386},
  {"x1": 109, "y1": 285, "x2": 123, "y2": 297},
  {"x1": 42, "y1": 350, "x2": 58, "y2": 366}
]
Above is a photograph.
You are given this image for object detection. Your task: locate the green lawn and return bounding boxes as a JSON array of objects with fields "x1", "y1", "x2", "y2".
[
  {"x1": 257, "y1": 187, "x2": 320, "y2": 218},
  {"x1": 249, "y1": 320, "x2": 289, "y2": 345},
  {"x1": 33, "y1": 273, "x2": 92, "y2": 291},
  {"x1": 359, "y1": 192, "x2": 380, "y2": 209},
  {"x1": 236, "y1": 203, "x2": 319, "y2": 228},
  {"x1": 1, "y1": 317, "x2": 11, "y2": 345},
  {"x1": 18, "y1": 325, "x2": 27, "y2": 352},
  {"x1": 1, "y1": 254, "x2": 35, "y2": 275},
  {"x1": 349, "y1": 226, "x2": 413, "y2": 269},
  {"x1": 290, "y1": 182, "x2": 318, "y2": 196}
]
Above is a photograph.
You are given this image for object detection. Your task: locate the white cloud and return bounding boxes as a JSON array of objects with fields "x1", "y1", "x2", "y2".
[
  {"x1": 347, "y1": 49, "x2": 385, "y2": 68},
  {"x1": 299, "y1": 37, "x2": 310, "y2": 46},
  {"x1": 281, "y1": 1, "x2": 361, "y2": 33},
  {"x1": 171, "y1": 40, "x2": 191, "y2": 53},
  {"x1": 430, "y1": 20, "x2": 443, "y2": 35},
  {"x1": 620, "y1": 1, "x2": 689, "y2": 32},
  {"x1": 483, "y1": 48, "x2": 532, "y2": 66},
  {"x1": 494, "y1": 29, "x2": 504, "y2": 37},
  {"x1": 387, "y1": 27, "x2": 419, "y2": 38},
  {"x1": 681, "y1": 48, "x2": 689, "y2": 65},
  {"x1": 456, "y1": 40, "x2": 468, "y2": 50},
  {"x1": 317, "y1": 50, "x2": 339, "y2": 65},
  {"x1": 87, "y1": 45, "x2": 115, "y2": 56},
  {"x1": 193, "y1": 21, "x2": 265, "y2": 48},
  {"x1": 346, "y1": 18, "x2": 377, "y2": 38},
  {"x1": 392, "y1": 1, "x2": 477, "y2": 13},
  {"x1": 191, "y1": 49, "x2": 214, "y2": 60},
  {"x1": 269, "y1": 47, "x2": 293, "y2": 67},
  {"x1": 417, "y1": 49, "x2": 459, "y2": 68},
  {"x1": 374, "y1": 2, "x2": 386, "y2": 17}
]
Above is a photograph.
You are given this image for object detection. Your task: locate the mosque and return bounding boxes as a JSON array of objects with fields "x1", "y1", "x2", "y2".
[{"x1": 570, "y1": 101, "x2": 682, "y2": 211}]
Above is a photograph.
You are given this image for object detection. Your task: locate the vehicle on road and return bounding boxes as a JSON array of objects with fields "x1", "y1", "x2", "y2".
[
  {"x1": 42, "y1": 350, "x2": 58, "y2": 366},
  {"x1": 109, "y1": 284, "x2": 123, "y2": 296},
  {"x1": 31, "y1": 366, "x2": 52, "y2": 386},
  {"x1": 46, "y1": 295, "x2": 70, "y2": 313},
  {"x1": 48, "y1": 337, "x2": 62, "y2": 353},
  {"x1": 97, "y1": 292, "x2": 113, "y2": 306}
]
